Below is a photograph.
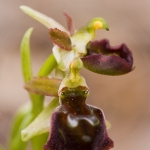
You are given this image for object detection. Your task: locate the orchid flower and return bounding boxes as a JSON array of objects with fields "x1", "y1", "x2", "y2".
[
  {"x1": 20, "y1": 5, "x2": 133, "y2": 76},
  {"x1": 8, "y1": 5, "x2": 134, "y2": 150}
]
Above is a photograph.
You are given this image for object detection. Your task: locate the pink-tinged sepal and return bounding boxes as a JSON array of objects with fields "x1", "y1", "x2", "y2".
[
  {"x1": 81, "y1": 39, "x2": 133, "y2": 75},
  {"x1": 49, "y1": 28, "x2": 72, "y2": 51},
  {"x1": 63, "y1": 12, "x2": 74, "y2": 36}
]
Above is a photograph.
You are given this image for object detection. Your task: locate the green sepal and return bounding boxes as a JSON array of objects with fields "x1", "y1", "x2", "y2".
[
  {"x1": 21, "y1": 98, "x2": 59, "y2": 141},
  {"x1": 24, "y1": 77, "x2": 61, "y2": 97},
  {"x1": 20, "y1": 5, "x2": 68, "y2": 33}
]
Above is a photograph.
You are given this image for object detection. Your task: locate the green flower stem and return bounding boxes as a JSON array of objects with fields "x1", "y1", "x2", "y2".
[
  {"x1": 20, "y1": 28, "x2": 58, "y2": 150},
  {"x1": 21, "y1": 28, "x2": 57, "y2": 116},
  {"x1": 12, "y1": 114, "x2": 33, "y2": 150},
  {"x1": 19, "y1": 28, "x2": 57, "y2": 150},
  {"x1": 31, "y1": 54, "x2": 57, "y2": 116},
  {"x1": 37, "y1": 53, "x2": 57, "y2": 77},
  {"x1": 29, "y1": 55, "x2": 57, "y2": 116},
  {"x1": 31, "y1": 53, "x2": 57, "y2": 116},
  {"x1": 29, "y1": 94, "x2": 44, "y2": 116},
  {"x1": 31, "y1": 133, "x2": 49, "y2": 150}
]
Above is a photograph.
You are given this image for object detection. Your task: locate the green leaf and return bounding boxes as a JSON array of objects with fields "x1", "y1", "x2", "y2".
[
  {"x1": 49, "y1": 28, "x2": 72, "y2": 51},
  {"x1": 20, "y1": 28, "x2": 44, "y2": 116},
  {"x1": 21, "y1": 98, "x2": 59, "y2": 141},
  {"x1": 20, "y1": 5, "x2": 68, "y2": 33},
  {"x1": 20, "y1": 27, "x2": 33, "y2": 82},
  {"x1": 24, "y1": 77, "x2": 61, "y2": 97},
  {"x1": 8, "y1": 103, "x2": 33, "y2": 150}
]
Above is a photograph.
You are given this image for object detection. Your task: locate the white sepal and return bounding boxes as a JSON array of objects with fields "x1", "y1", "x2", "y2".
[{"x1": 52, "y1": 45, "x2": 75, "y2": 71}]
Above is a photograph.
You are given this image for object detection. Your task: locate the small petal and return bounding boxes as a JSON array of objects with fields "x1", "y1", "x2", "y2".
[
  {"x1": 24, "y1": 77, "x2": 61, "y2": 96},
  {"x1": 21, "y1": 98, "x2": 59, "y2": 141},
  {"x1": 49, "y1": 28, "x2": 72, "y2": 51},
  {"x1": 63, "y1": 12, "x2": 74, "y2": 36},
  {"x1": 20, "y1": 5, "x2": 68, "y2": 33}
]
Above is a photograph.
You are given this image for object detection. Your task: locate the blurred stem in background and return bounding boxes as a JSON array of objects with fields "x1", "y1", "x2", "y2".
[{"x1": 8, "y1": 28, "x2": 57, "y2": 150}]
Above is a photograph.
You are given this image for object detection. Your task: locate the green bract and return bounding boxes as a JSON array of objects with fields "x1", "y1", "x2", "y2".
[{"x1": 24, "y1": 77, "x2": 61, "y2": 97}]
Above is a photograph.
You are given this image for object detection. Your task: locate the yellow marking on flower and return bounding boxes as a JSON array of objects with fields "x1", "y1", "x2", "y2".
[
  {"x1": 93, "y1": 21, "x2": 103, "y2": 30},
  {"x1": 71, "y1": 61, "x2": 75, "y2": 69}
]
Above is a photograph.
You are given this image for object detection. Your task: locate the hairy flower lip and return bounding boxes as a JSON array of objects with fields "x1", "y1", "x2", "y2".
[
  {"x1": 86, "y1": 39, "x2": 133, "y2": 65},
  {"x1": 81, "y1": 39, "x2": 133, "y2": 75},
  {"x1": 81, "y1": 54, "x2": 132, "y2": 75}
]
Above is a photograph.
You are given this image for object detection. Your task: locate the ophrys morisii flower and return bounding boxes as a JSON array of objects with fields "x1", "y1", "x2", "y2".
[
  {"x1": 20, "y1": 6, "x2": 133, "y2": 76},
  {"x1": 19, "y1": 5, "x2": 134, "y2": 150}
]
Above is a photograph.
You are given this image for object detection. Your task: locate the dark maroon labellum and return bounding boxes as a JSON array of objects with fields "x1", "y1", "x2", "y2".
[
  {"x1": 81, "y1": 39, "x2": 133, "y2": 75},
  {"x1": 44, "y1": 86, "x2": 114, "y2": 150}
]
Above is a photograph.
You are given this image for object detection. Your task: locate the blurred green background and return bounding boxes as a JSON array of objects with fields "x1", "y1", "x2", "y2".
[{"x1": 1, "y1": 0, "x2": 150, "y2": 150}]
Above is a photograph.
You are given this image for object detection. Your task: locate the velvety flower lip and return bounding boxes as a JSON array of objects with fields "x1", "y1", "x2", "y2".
[
  {"x1": 81, "y1": 39, "x2": 133, "y2": 75},
  {"x1": 44, "y1": 85, "x2": 114, "y2": 150}
]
